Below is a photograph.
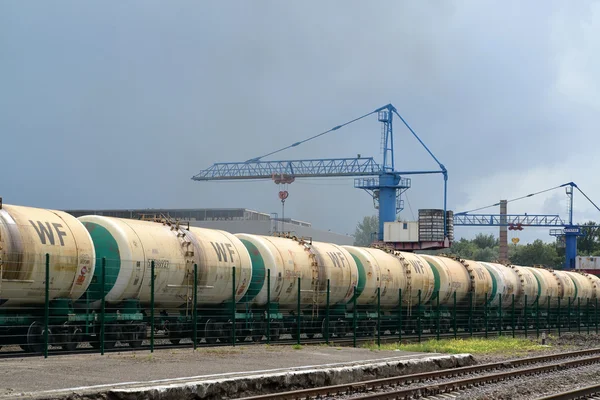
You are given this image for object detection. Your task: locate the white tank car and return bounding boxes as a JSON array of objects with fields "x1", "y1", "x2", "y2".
[
  {"x1": 419, "y1": 255, "x2": 471, "y2": 306},
  {"x1": 0, "y1": 203, "x2": 95, "y2": 307},
  {"x1": 341, "y1": 246, "x2": 407, "y2": 308},
  {"x1": 523, "y1": 266, "x2": 561, "y2": 308},
  {"x1": 77, "y1": 216, "x2": 251, "y2": 310},
  {"x1": 234, "y1": 234, "x2": 358, "y2": 310}
]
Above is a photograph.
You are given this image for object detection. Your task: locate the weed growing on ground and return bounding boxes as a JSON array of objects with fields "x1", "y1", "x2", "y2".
[
  {"x1": 362, "y1": 337, "x2": 546, "y2": 356},
  {"x1": 291, "y1": 344, "x2": 303, "y2": 350}
]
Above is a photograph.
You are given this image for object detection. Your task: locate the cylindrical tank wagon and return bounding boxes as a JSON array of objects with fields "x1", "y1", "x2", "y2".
[
  {"x1": 2, "y1": 200, "x2": 600, "y2": 352},
  {"x1": 77, "y1": 215, "x2": 253, "y2": 346},
  {"x1": 0, "y1": 203, "x2": 95, "y2": 351},
  {"x1": 235, "y1": 234, "x2": 358, "y2": 339}
]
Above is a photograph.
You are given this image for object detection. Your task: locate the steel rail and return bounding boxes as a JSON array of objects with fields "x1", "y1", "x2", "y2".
[
  {"x1": 535, "y1": 383, "x2": 600, "y2": 400},
  {"x1": 350, "y1": 355, "x2": 600, "y2": 399},
  {"x1": 238, "y1": 348, "x2": 600, "y2": 400}
]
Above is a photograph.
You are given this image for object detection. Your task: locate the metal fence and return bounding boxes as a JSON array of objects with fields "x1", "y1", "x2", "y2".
[{"x1": 0, "y1": 253, "x2": 598, "y2": 358}]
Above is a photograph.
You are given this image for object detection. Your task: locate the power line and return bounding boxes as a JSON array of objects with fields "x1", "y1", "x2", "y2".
[
  {"x1": 457, "y1": 183, "x2": 567, "y2": 214},
  {"x1": 247, "y1": 108, "x2": 379, "y2": 162}
]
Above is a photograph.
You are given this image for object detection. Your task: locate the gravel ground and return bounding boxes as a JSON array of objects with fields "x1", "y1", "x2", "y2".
[
  {"x1": 321, "y1": 349, "x2": 600, "y2": 400},
  {"x1": 318, "y1": 333, "x2": 600, "y2": 400},
  {"x1": 453, "y1": 362, "x2": 600, "y2": 400}
]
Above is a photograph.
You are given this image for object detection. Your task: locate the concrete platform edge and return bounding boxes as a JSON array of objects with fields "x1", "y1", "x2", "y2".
[{"x1": 23, "y1": 353, "x2": 476, "y2": 400}]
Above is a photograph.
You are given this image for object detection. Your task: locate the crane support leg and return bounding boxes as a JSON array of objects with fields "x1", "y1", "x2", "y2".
[
  {"x1": 377, "y1": 174, "x2": 400, "y2": 241},
  {"x1": 565, "y1": 231, "x2": 578, "y2": 269}
]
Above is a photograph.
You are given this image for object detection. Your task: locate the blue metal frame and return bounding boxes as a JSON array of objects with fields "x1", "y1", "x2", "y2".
[
  {"x1": 192, "y1": 157, "x2": 381, "y2": 180},
  {"x1": 454, "y1": 214, "x2": 564, "y2": 227},
  {"x1": 454, "y1": 183, "x2": 600, "y2": 270},
  {"x1": 192, "y1": 103, "x2": 449, "y2": 243}
]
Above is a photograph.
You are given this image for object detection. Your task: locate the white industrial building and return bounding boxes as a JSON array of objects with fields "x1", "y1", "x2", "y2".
[{"x1": 63, "y1": 207, "x2": 354, "y2": 245}]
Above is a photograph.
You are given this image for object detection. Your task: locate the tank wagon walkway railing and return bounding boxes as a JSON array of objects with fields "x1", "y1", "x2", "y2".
[{"x1": 1, "y1": 254, "x2": 599, "y2": 358}]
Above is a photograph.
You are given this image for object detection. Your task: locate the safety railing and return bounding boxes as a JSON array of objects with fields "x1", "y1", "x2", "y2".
[{"x1": 0, "y1": 253, "x2": 598, "y2": 357}]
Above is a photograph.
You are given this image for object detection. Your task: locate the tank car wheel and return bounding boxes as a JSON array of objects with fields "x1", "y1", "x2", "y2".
[
  {"x1": 21, "y1": 321, "x2": 47, "y2": 353},
  {"x1": 127, "y1": 322, "x2": 146, "y2": 348},
  {"x1": 61, "y1": 326, "x2": 82, "y2": 351},
  {"x1": 103, "y1": 326, "x2": 120, "y2": 350},
  {"x1": 205, "y1": 319, "x2": 218, "y2": 345}
]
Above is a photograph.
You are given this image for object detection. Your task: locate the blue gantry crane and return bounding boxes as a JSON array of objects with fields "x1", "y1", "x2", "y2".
[
  {"x1": 453, "y1": 182, "x2": 600, "y2": 269},
  {"x1": 192, "y1": 104, "x2": 449, "y2": 247}
]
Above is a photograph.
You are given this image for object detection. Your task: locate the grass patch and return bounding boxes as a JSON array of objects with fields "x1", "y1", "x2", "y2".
[
  {"x1": 292, "y1": 344, "x2": 303, "y2": 350},
  {"x1": 363, "y1": 337, "x2": 546, "y2": 356}
]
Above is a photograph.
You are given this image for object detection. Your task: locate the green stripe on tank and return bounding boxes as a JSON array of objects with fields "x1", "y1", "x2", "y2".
[
  {"x1": 350, "y1": 254, "x2": 367, "y2": 301},
  {"x1": 426, "y1": 260, "x2": 441, "y2": 300},
  {"x1": 238, "y1": 239, "x2": 266, "y2": 303},
  {"x1": 480, "y1": 263, "x2": 498, "y2": 305},
  {"x1": 530, "y1": 269, "x2": 542, "y2": 299},
  {"x1": 81, "y1": 222, "x2": 121, "y2": 303},
  {"x1": 568, "y1": 274, "x2": 578, "y2": 301}
]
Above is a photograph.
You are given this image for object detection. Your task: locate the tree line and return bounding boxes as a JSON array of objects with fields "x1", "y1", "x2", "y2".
[{"x1": 353, "y1": 216, "x2": 600, "y2": 268}]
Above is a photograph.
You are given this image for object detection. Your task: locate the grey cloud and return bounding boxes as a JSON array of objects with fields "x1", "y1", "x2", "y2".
[{"x1": 1, "y1": 1, "x2": 599, "y2": 238}]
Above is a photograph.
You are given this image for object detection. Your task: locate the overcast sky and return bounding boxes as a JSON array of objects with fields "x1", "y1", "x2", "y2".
[{"x1": 1, "y1": 1, "x2": 599, "y2": 242}]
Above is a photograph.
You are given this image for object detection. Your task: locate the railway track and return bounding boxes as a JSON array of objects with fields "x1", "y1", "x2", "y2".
[
  {"x1": 536, "y1": 383, "x2": 600, "y2": 400},
  {"x1": 237, "y1": 348, "x2": 600, "y2": 400}
]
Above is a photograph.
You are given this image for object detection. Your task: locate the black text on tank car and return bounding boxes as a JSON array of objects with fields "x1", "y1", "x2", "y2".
[{"x1": 28, "y1": 220, "x2": 67, "y2": 246}]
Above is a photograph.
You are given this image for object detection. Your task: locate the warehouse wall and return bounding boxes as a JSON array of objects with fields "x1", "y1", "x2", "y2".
[{"x1": 191, "y1": 220, "x2": 354, "y2": 245}]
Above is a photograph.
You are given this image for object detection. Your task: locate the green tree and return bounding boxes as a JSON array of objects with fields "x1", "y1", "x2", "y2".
[
  {"x1": 472, "y1": 233, "x2": 498, "y2": 249},
  {"x1": 353, "y1": 215, "x2": 379, "y2": 246},
  {"x1": 578, "y1": 221, "x2": 600, "y2": 256},
  {"x1": 449, "y1": 238, "x2": 479, "y2": 259},
  {"x1": 509, "y1": 239, "x2": 562, "y2": 267}
]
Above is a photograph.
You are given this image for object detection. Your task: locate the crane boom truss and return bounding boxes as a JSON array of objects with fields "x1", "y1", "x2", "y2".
[
  {"x1": 191, "y1": 157, "x2": 381, "y2": 181},
  {"x1": 454, "y1": 214, "x2": 565, "y2": 226}
]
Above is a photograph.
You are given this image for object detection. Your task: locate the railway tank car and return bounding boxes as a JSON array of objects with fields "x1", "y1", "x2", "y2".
[
  {"x1": 0, "y1": 203, "x2": 95, "y2": 351},
  {"x1": 3, "y1": 199, "x2": 600, "y2": 353},
  {"x1": 235, "y1": 233, "x2": 358, "y2": 339},
  {"x1": 77, "y1": 215, "x2": 252, "y2": 347},
  {"x1": 341, "y1": 246, "x2": 436, "y2": 334}
]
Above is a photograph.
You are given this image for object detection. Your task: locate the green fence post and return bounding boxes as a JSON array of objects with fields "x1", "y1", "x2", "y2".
[
  {"x1": 469, "y1": 291, "x2": 473, "y2": 338},
  {"x1": 193, "y1": 264, "x2": 198, "y2": 350},
  {"x1": 353, "y1": 286, "x2": 357, "y2": 348},
  {"x1": 377, "y1": 287, "x2": 381, "y2": 348},
  {"x1": 511, "y1": 294, "x2": 515, "y2": 338},
  {"x1": 524, "y1": 295, "x2": 528, "y2": 338},
  {"x1": 536, "y1": 296, "x2": 540, "y2": 339},
  {"x1": 325, "y1": 279, "x2": 330, "y2": 345},
  {"x1": 453, "y1": 291, "x2": 457, "y2": 339},
  {"x1": 150, "y1": 260, "x2": 155, "y2": 353},
  {"x1": 232, "y1": 266, "x2": 236, "y2": 346},
  {"x1": 577, "y1": 298, "x2": 581, "y2": 334},
  {"x1": 296, "y1": 277, "x2": 301, "y2": 345},
  {"x1": 594, "y1": 297, "x2": 598, "y2": 335},
  {"x1": 44, "y1": 253, "x2": 50, "y2": 359},
  {"x1": 558, "y1": 297, "x2": 561, "y2": 337},
  {"x1": 568, "y1": 297, "x2": 572, "y2": 333},
  {"x1": 436, "y1": 291, "x2": 440, "y2": 341},
  {"x1": 547, "y1": 296, "x2": 551, "y2": 332},
  {"x1": 484, "y1": 292, "x2": 488, "y2": 339},
  {"x1": 100, "y1": 257, "x2": 106, "y2": 355},
  {"x1": 587, "y1": 298, "x2": 590, "y2": 335},
  {"x1": 417, "y1": 289, "x2": 422, "y2": 343},
  {"x1": 266, "y1": 269, "x2": 271, "y2": 345},
  {"x1": 398, "y1": 288, "x2": 402, "y2": 342},
  {"x1": 499, "y1": 293, "x2": 503, "y2": 337}
]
